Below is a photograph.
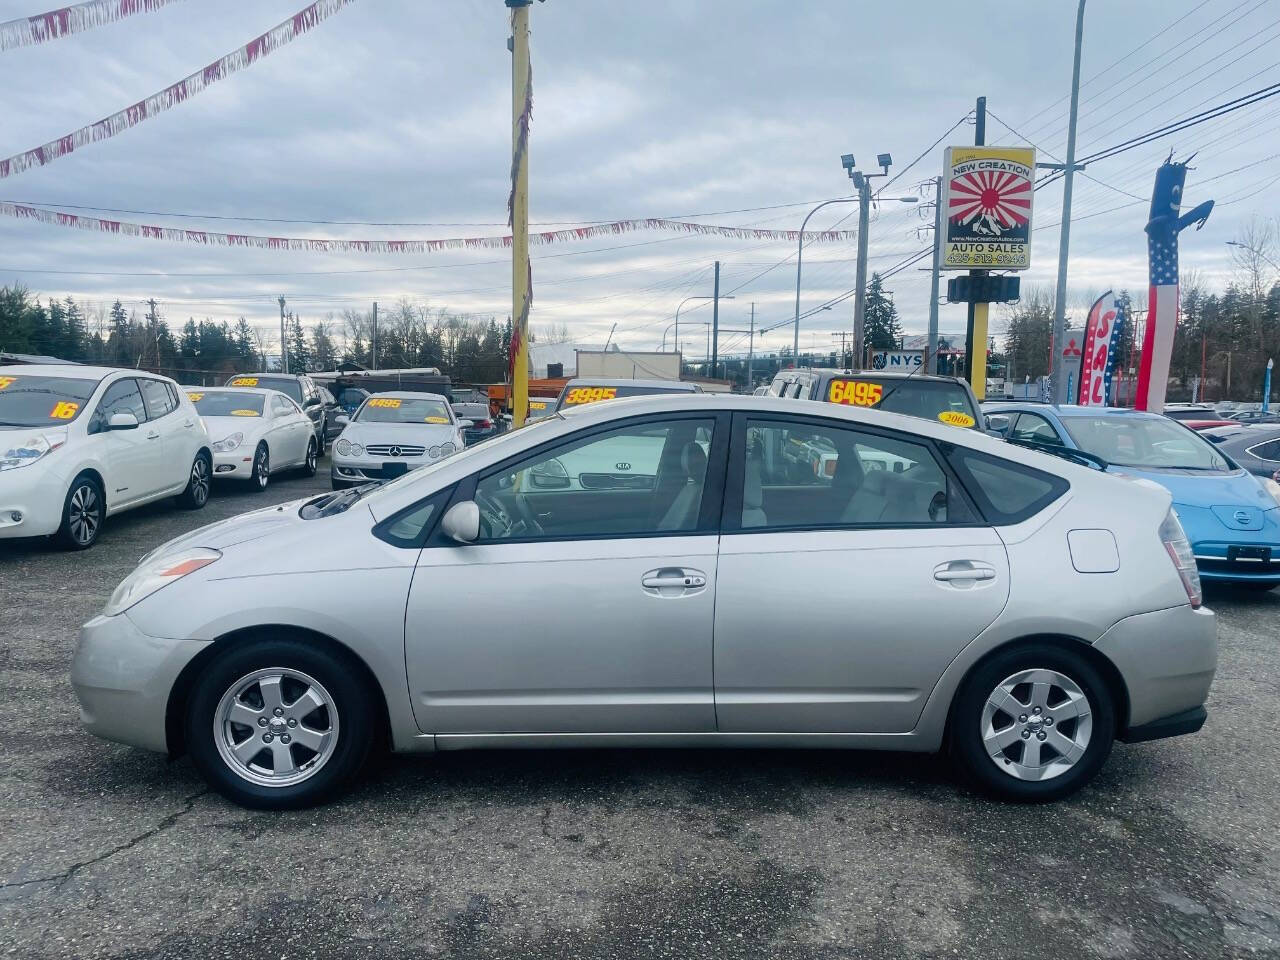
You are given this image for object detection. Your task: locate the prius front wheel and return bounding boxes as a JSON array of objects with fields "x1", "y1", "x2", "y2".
[
  {"x1": 950, "y1": 644, "x2": 1114, "y2": 803},
  {"x1": 186, "y1": 638, "x2": 376, "y2": 809}
]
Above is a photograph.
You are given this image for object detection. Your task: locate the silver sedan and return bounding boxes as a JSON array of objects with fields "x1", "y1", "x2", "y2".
[{"x1": 72, "y1": 394, "x2": 1216, "y2": 808}]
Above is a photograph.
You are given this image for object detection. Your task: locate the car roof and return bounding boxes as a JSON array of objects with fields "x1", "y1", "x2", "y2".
[
  {"x1": 562, "y1": 377, "x2": 698, "y2": 390},
  {"x1": 3, "y1": 364, "x2": 148, "y2": 381},
  {"x1": 229, "y1": 372, "x2": 305, "y2": 381},
  {"x1": 983, "y1": 403, "x2": 1166, "y2": 421},
  {"x1": 364, "y1": 391, "x2": 450, "y2": 402},
  {"x1": 787, "y1": 367, "x2": 965, "y2": 384}
]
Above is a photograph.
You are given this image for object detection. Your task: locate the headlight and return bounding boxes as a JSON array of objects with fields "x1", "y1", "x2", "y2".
[
  {"x1": 429, "y1": 445, "x2": 442, "y2": 458},
  {"x1": 440, "y1": 441, "x2": 456, "y2": 456},
  {"x1": 103, "y1": 547, "x2": 221, "y2": 616},
  {"x1": 1263, "y1": 477, "x2": 1280, "y2": 508},
  {"x1": 0, "y1": 430, "x2": 66, "y2": 471},
  {"x1": 211, "y1": 432, "x2": 243, "y2": 453},
  {"x1": 335, "y1": 439, "x2": 351, "y2": 456}
]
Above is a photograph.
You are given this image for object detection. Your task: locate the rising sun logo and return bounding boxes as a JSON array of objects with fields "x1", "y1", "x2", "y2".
[{"x1": 948, "y1": 169, "x2": 1032, "y2": 237}]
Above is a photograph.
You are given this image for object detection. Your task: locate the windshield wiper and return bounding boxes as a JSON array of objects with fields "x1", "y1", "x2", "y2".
[
  {"x1": 1008, "y1": 437, "x2": 1109, "y2": 471},
  {"x1": 0, "y1": 419, "x2": 36, "y2": 427},
  {"x1": 300, "y1": 484, "x2": 373, "y2": 519}
]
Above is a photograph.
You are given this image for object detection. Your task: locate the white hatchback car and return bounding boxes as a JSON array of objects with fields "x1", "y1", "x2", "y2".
[
  {"x1": 0, "y1": 365, "x2": 212, "y2": 549},
  {"x1": 188, "y1": 387, "x2": 319, "y2": 491},
  {"x1": 73, "y1": 394, "x2": 1215, "y2": 808}
]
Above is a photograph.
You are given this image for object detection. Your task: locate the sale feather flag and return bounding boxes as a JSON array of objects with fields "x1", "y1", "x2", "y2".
[
  {"x1": 1077, "y1": 291, "x2": 1120, "y2": 406},
  {"x1": 0, "y1": 0, "x2": 186, "y2": 51}
]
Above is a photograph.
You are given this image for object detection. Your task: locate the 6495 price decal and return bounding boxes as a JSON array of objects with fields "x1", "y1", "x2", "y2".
[{"x1": 827, "y1": 380, "x2": 882, "y2": 407}]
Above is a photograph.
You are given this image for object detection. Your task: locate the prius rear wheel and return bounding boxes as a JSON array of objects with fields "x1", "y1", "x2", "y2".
[{"x1": 950, "y1": 643, "x2": 1114, "y2": 802}]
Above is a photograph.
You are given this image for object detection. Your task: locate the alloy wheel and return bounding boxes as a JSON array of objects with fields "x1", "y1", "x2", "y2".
[
  {"x1": 306, "y1": 441, "x2": 317, "y2": 473},
  {"x1": 214, "y1": 668, "x2": 339, "y2": 788},
  {"x1": 190, "y1": 456, "x2": 210, "y2": 505},
  {"x1": 256, "y1": 448, "x2": 269, "y2": 489},
  {"x1": 981, "y1": 668, "x2": 1092, "y2": 782},
  {"x1": 68, "y1": 483, "x2": 101, "y2": 545}
]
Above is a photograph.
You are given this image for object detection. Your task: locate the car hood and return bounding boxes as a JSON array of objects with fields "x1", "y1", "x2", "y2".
[
  {"x1": 340, "y1": 421, "x2": 457, "y2": 444},
  {"x1": 142, "y1": 494, "x2": 316, "y2": 560},
  {"x1": 1108, "y1": 466, "x2": 1278, "y2": 532},
  {"x1": 201, "y1": 414, "x2": 266, "y2": 439}
]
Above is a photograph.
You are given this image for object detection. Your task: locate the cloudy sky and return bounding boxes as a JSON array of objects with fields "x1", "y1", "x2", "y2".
[{"x1": 0, "y1": 0, "x2": 1276, "y2": 363}]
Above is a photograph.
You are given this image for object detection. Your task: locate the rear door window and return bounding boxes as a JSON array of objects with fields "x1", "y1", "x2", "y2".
[{"x1": 140, "y1": 378, "x2": 177, "y2": 420}]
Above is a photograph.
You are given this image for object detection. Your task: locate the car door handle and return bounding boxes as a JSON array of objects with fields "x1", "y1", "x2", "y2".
[
  {"x1": 933, "y1": 561, "x2": 996, "y2": 582},
  {"x1": 146, "y1": 431, "x2": 161, "y2": 440},
  {"x1": 641, "y1": 567, "x2": 708, "y2": 592}
]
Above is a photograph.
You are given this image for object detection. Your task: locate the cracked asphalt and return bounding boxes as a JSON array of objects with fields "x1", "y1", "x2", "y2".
[{"x1": 2, "y1": 461, "x2": 1279, "y2": 958}]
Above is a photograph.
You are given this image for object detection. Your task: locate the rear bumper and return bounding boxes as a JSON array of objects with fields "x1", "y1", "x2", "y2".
[
  {"x1": 1120, "y1": 705, "x2": 1206, "y2": 743},
  {"x1": 1093, "y1": 604, "x2": 1216, "y2": 733}
]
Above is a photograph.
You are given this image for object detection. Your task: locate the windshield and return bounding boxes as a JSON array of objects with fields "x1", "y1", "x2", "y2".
[
  {"x1": 355, "y1": 396, "x2": 453, "y2": 424},
  {"x1": 825, "y1": 377, "x2": 978, "y2": 428},
  {"x1": 188, "y1": 390, "x2": 265, "y2": 417},
  {"x1": 1164, "y1": 408, "x2": 1213, "y2": 421},
  {"x1": 0, "y1": 373, "x2": 99, "y2": 427},
  {"x1": 226, "y1": 375, "x2": 302, "y2": 402},
  {"x1": 1061, "y1": 416, "x2": 1233, "y2": 471},
  {"x1": 555, "y1": 384, "x2": 690, "y2": 412}
]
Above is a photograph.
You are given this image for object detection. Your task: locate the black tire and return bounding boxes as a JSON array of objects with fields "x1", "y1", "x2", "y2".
[
  {"x1": 300, "y1": 437, "x2": 318, "y2": 477},
  {"x1": 185, "y1": 637, "x2": 377, "y2": 810},
  {"x1": 177, "y1": 452, "x2": 212, "y2": 510},
  {"x1": 250, "y1": 443, "x2": 270, "y2": 492},
  {"x1": 949, "y1": 642, "x2": 1115, "y2": 803},
  {"x1": 57, "y1": 473, "x2": 104, "y2": 550}
]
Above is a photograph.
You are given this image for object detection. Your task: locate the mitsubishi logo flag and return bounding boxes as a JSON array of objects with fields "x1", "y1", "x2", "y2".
[{"x1": 1077, "y1": 291, "x2": 1127, "y2": 406}]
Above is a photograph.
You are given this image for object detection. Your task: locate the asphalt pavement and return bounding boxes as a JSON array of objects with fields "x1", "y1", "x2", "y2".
[{"x1": 1, "y1": 459, "x2": 1278, "y2": 959}]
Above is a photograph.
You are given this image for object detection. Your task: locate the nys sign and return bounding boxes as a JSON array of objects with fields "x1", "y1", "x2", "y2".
[{"x1": 871, "y1": 350, "x2": 923, "y2": 371}]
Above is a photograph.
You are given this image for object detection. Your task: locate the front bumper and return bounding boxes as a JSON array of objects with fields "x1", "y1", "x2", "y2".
[
  {"x1": 1093, "y1": 604, "x2": 1217, "y2": 734},
  {"x1": 331, "y1": 457, "x2": 431, "y2": 483},
  {"x1": 212, "y1": 449, "x2": 256, "y2": 480},
  {"x1": 1192, "y1": 542, "x2": 1280, "y2": 582},
  {"x1": 0, "y1": 461, "x2": 69, "y2": 539},
  {"x1": 71, "y1": 611, "x2": 210, "y2": 753}
]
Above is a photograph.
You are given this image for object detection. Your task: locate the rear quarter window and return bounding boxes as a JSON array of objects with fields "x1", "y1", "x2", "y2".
[{"x1": 944, "y1": 446, "x2": 1068, "y2": 524}]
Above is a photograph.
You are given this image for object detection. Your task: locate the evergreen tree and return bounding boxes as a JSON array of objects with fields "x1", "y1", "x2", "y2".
[
  {"x1": 863, "y1": 273, "x2": 902, "y2": 351},
  {"x1": 288, "y1": 312, "x2": 312, "y2": 372}
]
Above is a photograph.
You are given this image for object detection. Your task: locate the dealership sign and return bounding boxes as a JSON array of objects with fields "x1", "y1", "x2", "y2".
[
  {"x1": 871, "y1": 350, "x2": 923, "y2": 371},
  {"x1": 941, "y1": 146, "x2": 1036, "y2": 270}
]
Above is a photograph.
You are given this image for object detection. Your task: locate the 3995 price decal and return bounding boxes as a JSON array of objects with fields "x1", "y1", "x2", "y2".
[
  {"x1": 828, "y1": 380, "x2": 883, "y2": 407},
  {"x1": 564, "y1": 387, "x2": 618, "y2": 405}
]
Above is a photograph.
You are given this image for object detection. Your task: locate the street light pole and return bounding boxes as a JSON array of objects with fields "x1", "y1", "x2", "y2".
[
  {"x1": 794, "y1": 197, "x2": 857, "y2": 366},
  {"x1": 852, "y1": 175, "x2": 873, "y2": 370},
  {"x1": 673, "y1": 294, "x2": 733, "y2": 371},
  {"x1": 1051, "y1": 0, "x2": 1088, "y2": 404},
  {"x1": 927, "y1": 176, "x2": 943, "y2": 374}
]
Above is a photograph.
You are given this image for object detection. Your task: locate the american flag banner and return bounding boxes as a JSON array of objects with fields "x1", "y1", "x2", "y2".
[{"x1": 1134, "y1": 159, "x2": 1214, "y2": 411}]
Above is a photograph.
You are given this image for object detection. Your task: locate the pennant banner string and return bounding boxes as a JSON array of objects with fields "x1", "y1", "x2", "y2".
[
  {"x1": 0, "y1": 0, "x2": 187, "y2": 51},
  {"x1": 0, "y1": 0, "x2": 355, "y2": 179},
  {"x1": 0, "y1": 203, "x2": 862, "y2": 252}
]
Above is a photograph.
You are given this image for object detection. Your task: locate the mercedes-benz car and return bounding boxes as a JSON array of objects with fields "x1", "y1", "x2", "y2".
[
  {"x1": 73, "y1": 394, "x2": 1215, "y2": 809},
  {"x1": 330, "y1": 391, "x2": 466, "y2": 489}
]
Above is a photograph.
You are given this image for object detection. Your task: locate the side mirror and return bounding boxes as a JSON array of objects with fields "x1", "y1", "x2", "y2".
[
  {"x1": 440, "y1": 500, "x2": 480, "y2": 543},
  {"x1": 303, "y1": 397, "x2": 320, "y2": 409},
  {"x1": 529, "y1": 458, "x2": 570, "y2": 489},
  {"x1": 335, "y1": 414, "x2": 350, "y2": 426},
  {"x1": 985, "y1": 414, "x2": 1010, "y2": 435},
  {"x1": 457, "y1": 419, "x2": 475, "y2": 429},
  {"x1": 108, "y1": 412, "x2": 139, "y2": 431}
]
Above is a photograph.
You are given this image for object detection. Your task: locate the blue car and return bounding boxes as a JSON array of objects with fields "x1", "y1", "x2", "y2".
[{"x1": 985, "y1": 403, "x2": 1280, "y2": 590}]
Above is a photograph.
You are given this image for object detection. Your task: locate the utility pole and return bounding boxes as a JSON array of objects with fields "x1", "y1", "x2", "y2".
[
  {"x1": 747, "y1": 302, "x2": 755, "y2": 390},
  {"x1": 278, "y1": 296, "x2": 287, "y2": 374},
  {"x1": 852, "y1": 176, "x2": 872, "y2": 371},
  {"x1": 371, "y1": 300, "x2": 378, "y2": 371},
  {"x1": 963, "y1": 96, "x2": 987, "y2": 390},
  {"x1": 1052, "y1": 0, "x2": 1088, "y2": 404},
  {"x1": 927, "y1": 176, "x2": 943, "y2": 375},
  {"x1": 831, "y1": 331, "x2": 851, "y2": 367},
  {"x1": 711, "y1": 260, "x2": 721, "y2": 380},
  {"x1": 507, "y1": 0, "x2": 533, "y2": 427}
]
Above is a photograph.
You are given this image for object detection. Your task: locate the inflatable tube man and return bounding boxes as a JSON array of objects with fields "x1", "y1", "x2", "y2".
[{"x1": 1134, "y1": 157, "x2": 1213, "y2": 411}]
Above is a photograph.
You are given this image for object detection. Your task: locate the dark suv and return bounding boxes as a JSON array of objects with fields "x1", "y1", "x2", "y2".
[
  {"x1": 225, "y1": 373, "x2": 329, "y2": 451},
  {"x1": 767, "y1": 368, "x2": 983, "y2": 430}
]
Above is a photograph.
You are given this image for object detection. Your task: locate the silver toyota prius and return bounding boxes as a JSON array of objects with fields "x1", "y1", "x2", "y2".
[{"x1": 72, "y1": 394, "x2": 1217, "y2": 809}]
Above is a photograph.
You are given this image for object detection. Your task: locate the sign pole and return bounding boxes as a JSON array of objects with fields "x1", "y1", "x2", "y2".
[
  {"x1": 963, "y1": 96, "x2": 986, "y2": 386},
  {"x1": 927, "y1": 176, "x2": 942, "y2": 375},
  {"x1": 508, "y1": 0, "x2": 532, "y2": 428}
]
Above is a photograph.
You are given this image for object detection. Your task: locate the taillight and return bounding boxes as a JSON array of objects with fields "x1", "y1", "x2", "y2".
[
  {"x1": 478, "y1": 419, "x2": 492, "y2": 428},
  {"x1": 1160, "y1": 509, "x2": 1202, "y2": 608}
]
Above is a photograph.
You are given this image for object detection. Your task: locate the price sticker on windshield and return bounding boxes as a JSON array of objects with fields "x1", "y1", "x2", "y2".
[
  {"x1": 564, "y1": 387, "x2": 618, "y2": 405},
  {"x1": 50, "y1": 401, "x2": 79, "y2": 419},
  {"x1": 187, "y1": 392, "x2": 204, "y2": 402},
  {"x1": 0, "y1": 376, "x2": 15, "y2": 390},
  {"x1": 529, "y1": 400, "x2": 547, "y2": 410},
  {"x1": 938, "y1": 411, "x2": 976, "y2": 428},
  {"x1": 230, "y1": 377, "x2": 258, "y2": 386},
  {"x1": 424, "y1": 415, "x2": 448, "y2": 423},
  {"x1": 828, "y1": 380, "x2": 883, "y2": 407},
  {"x1": 230, "y1": 409, "x2": 260, "y2": 417},
  {"x1": 368, "y1": 397, "x2": 402, "y2": 409}
]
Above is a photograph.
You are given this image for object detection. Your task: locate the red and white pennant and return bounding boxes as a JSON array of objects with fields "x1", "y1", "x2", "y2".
[
  {"x1": 0, "y1": 0, "x2": 186, "y2": 51},
  {"x1": 0, "y1": 203, "x2": 862, "y2": 252}
]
